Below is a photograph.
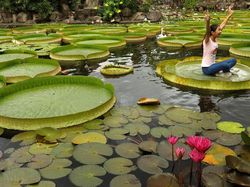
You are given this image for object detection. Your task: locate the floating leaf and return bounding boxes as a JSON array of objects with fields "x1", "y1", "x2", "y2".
[
  {"x1": 139, "y1": 140, "x2": 158, "y2": 153},
  {"x1": 137, "y1": 155, "x2": 169, "y2": 174},
  {"x1": 124, "y1": 123, "x2": 150, "y2": 136},
  {"x1": 165, "y1": 107, "x2": 193, "y2": 124},
  {"x1": 147, "y1": 173, "x2": 180, "y2": 187},
  {"x1": 69, "y1": 165, "x2": 106, "y2": 187},
  {"x1": 203, "y1": 165, "x2": 226, "y2": 177},
  {"x1": 226, "y1": 155, "x2": 250, "y2": 174},
  {"x1": 36, "y1": 127, "x2": 66, "y2": 143},
  {"x1": 105, "y1": 128, "x2": 129, "y2": 140},
  {"x1": 216, "y1": 132, "x2": 241, "y2": 146},
  {"x1": 115, "y1": 143, "x2": 141, "y2": 159},
  {"x1": 0, "y1": 158, "x2": 23, "y2": 171},
  {"x1": 203, "y1": 143, "x2": 237, "y2": 165},
  {"x1": 202, "y1": 130, "x2": 222, "y2": 141},
  {"x1": 217, "y1": 121, "x2": 245, "y2": 134},
  {"x1": 150, "y1": 127, "x2": 171, "y2": 138},
  {"x1": 27, "y1": 154, "x2": 53, "y2": 169},
  {"x1": 202, "y1": 173, "x2": 228, "y2": 187},
  {"x1": 104, "y1": 115, "x2": 128, "y2": 128},
  {"x1": 51, "y1": 143, "x2": 74, "y2": 158},
  {"x1": 0, "y1": 168, "x2": 41, "y2": 186},
  {"x1": 29, "y1": 143, "x2": 57, "y2": 155},
  {"x1": 110, "y1": 174, "x2": 141, "y2": 187},
  {"x1": 10, "y1": 146, "x2": 33, "y2": 164},
  {"x1": 241, "y1": 131, "x2": 250, "y2": 145},
  {"x1": 157, "y1": 141, "x2": 190, "y2": 161},
  {"x1": 168, "y1": 125, "x2": 196, "y2": 137},
  {"x1": 39, "y1": 159, "x2": 72, "y2": 179},
  {"x1": 158, "y1": 115, "x2": 177, "y2": 126},
  {"x1": 26, "y1": 180, "x2": 56, "y2": 187},
  {"x1": 82, "y1": 119, "x2": 104, "y2": 130},
  {"x1": 72, "y1": 132, "x2": 107, "y2": 144},
  {"x1": 73, "y1": 142, "x2": 113, "y2": 164},
  {"x1": 226, "y1": 171, "x2": 250, "y2": 186},
  {"x1": 200, "y1": 119, "x2": 217, "y2": 130},
  {"x1": 11, "y1": 131, "x2": 36, "y2": 145},
  {"x1": 104, "y1": 157, "x2": 136, "y2": 175},
  {"x1": 234, "y1": 145, "x2": 250, "y2": 162},
  {"x1": 4, "y1": 148, "x2": 15, "y2": 155}
]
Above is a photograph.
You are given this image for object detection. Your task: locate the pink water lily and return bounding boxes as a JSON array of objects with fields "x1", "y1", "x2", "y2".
[
  {"x1": 167, "y1": 136, "x2": 179, "y2": 145},
  {"x1": 175, "y1": 147, "x2": 185, "y2": 159},
  {"x1": 189, "y1": 149, "x2": 205, "y2": 163},
  {"x1": 186, "y1": 136, "x2": 212, "y2": 153}
]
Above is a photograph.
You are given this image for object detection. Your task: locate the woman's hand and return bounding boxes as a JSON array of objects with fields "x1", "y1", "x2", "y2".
[
  {"x1": 227, "y1": 4, "x2": 234, "y2": 15},
  {"x1": 204, "y1": 11, "x2": 210, "y2": 22}
]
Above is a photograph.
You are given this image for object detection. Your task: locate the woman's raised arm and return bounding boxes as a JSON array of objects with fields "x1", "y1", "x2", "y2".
[
  {"x1": 204, "y1": 11, "x2": 211, "y2": 43},
  {"x1": 219, "y1": 4, "x2": 234, "y2": 31}
]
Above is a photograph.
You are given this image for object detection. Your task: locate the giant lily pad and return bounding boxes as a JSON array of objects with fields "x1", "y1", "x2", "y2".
[
  {"x1": 157, "y1": 36, "x2": 201, "y2": 49},
  {"x1": 0, "y1": 50, "x2": 36, "y2": 64},
  {"x1": 101, "y1": 65, "x2": 133, "y2": 76},
  {"x1": 69, "y1": 165, "x2": 106, "y2": 187},
  {"x1": 0, "y1": 76, "x2": 115, "y2": 130},
  {"x1": 203, "y1": 143, "x2": 237, "y2": 165},
  {"x1": 15, "y1": 34, "x2": 62, "y2": 44},
  {"x1": 50, "y1": 44, "x2": 110, "y2": 64},
  {"x1": 115, "y1": 143, "x2": 141, "y2": 159},
  {"x1": 156, "y1": 56, "x2": 250, "y2": 91},
  {"x1": 73, "y1": 143, "x2": 113, "y2": 164},
  {"x1": 137, "y1": 155, "x2": 169, "y2": 174},
  {"x1": 230, "y1": 43, "x2": 250, "y2": 58},
  {"x1": 39, "y1": 158, "x2": 72, "y2": 179},
  {"x1": 110, "y1": 174, "x2": 141, "y2": 187},
  {"x1": 0, "y1": 168, "x2": 41, "y2": 186},
  {"x1": 104, "y1": 157, "x2": 136, "y2": 175},
  {"x1": 147, "y1": 173, "x2": 180, "y2": 187},
  {"x1": 217, "y1": 121, "x2": 245, "y2": 134},
  {"x1": 0, "y1": 58, "x2": 61, "y2": 83},
  {"x1": 72, "y1": 132, "x2": 107, "y2": 144}
]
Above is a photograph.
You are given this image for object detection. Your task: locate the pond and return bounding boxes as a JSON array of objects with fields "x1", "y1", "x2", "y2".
[{"x1": 0, "y1": 24, "x2": 249, "y2": 187}]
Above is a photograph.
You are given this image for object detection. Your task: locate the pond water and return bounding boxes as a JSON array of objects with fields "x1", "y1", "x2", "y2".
[{"x1": 75, "y1": 39, "x2": 250, "y2": 126}]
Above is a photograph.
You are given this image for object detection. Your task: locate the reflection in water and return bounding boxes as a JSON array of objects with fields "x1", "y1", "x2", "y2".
[{"x1": 198, "y1": 95, "x2": 218, "y2": 112}]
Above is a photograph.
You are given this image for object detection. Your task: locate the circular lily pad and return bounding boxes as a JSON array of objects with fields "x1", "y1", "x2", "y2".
[
  {"x1": 101, "y1": 65, "x2": 133, "y2": 76},
  {"x1": 165, "y1": 107, "x2": 194, "y2": 124},
  {"x1": 73, "y1": 142, "x2": 113, "y2": 164},
  {"x1": 0, "y1": 158, "x2": 23, "y2": 171},
  {"x1": 0, "y1": 58, "x2": 61, "y2": 83},
  {"x1": 104, "y1": 157, "x2": 136, "y2": 175},
  {"x1": 0, "y1": 51, "x2": 36, "y2": 64},
  {"x1": 0, "y1": 76, "x2": 115, "y2": 130},
  {"x1": 139, "y1": 140, "x2": 158, "y2": 153},
  {"x1": 217, "y1": 121, "x2": 245, "y2": 134},
  {"x1": 26, "y1": 180, "x2": 56, "y2": 187},
  {"x1": 15, "y1": 33, "x2": 61, "y2": 44},
  {"x1": 27, "y1": 154, "x2": 53, "y2": 169},
  {"x1": 230, "y1": 42, "x2": 250, "y2": 58},
  {"x1": 124, "y1": 123, "x2": 150, "y2": 136},
  {"x1": 216, "y1": 132, "x2": 242, "y2": 146},
  {"x1": 69, "y1": 165, "x2": 106, "y2": 187},
  {"x1": 0, "y1": 167, "x2": 41, "y2": 186},
  {"x1": 115, "y1": 143, "x2": 141, "y2": 159},
  {"x1": 10, "y1": 146, "x2": 33, "y2": 164},
  {"x1": 36, "y1": 127, "x2": 66, "y2": 143},
  {"x1": 147, "y1": 173, "x2": 180, "y2": 187},
  {"x1": 11, "y1": 131, "x2": 37, "y2": 145},
  {"x1": 157, "y1": 36, "x2": 201, "y2": 49},
  {"x1": 150, "y1": 127, "x2": 171, "y2": 138},
  {"x1": 156, "y1": 56, "x2": 250, "y2": 91},
  {"x1": 137, "y1": 155, "x2": 169, "y2": 174},
  {"x1": 103, "y1": 115, "x2": 128, "y2": 128},
  {"x1": 110, "y1": 174, "x2": 141, "y2": 187},
  {"x1": 51, "y1": 143, "x2": 74, "y2": 158},
  {"x1": 39, "y1": 158, "x2": 72, "y2": 179},
  {"x1": 72, "y1": 132, "x2": 107, "y2": 144},
  {"x1": 105, "y1": 128, "x2": 129, "y2": 140},
  {"x1": 29, "y1": 143, "x2": 57, "y2": 155}
]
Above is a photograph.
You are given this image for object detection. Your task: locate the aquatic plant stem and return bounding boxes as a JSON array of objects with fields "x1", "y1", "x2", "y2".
[
  {"x1": 177, "y1": 158, "x2": 184, "y2": 187},
  {"x1": 197, "y1": 162, "x2": 202, "y2": 187},
  {"x1": 171, "y1": 144, "x2": 175, "y2": 172},
  {"x1": 189, "y1": 160, "x2": 193, "y2": 186}
]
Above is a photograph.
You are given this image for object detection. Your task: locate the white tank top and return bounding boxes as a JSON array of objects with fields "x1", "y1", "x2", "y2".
[{"x1": 201, "y1": 38, "x2": 218, "y2": 67}]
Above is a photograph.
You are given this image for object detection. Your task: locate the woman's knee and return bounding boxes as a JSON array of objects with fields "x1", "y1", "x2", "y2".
[{"x1": 231, "y1": 58, "x2": 237, "y2": 65}]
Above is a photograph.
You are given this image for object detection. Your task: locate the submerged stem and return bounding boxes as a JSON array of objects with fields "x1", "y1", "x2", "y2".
[
  {"x1": 189, "y1": 160, "x2": 193, "y2": 186},
  {"x1": 171, "y1": 144, "x2": 175, "y2": 172}
]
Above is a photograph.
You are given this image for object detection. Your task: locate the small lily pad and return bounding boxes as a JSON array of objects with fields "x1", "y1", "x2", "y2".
[
  {"x1": 147, "y1": 173, "x2": 180, "y2": 187},
  {"x1": 104, "y1": 115, "x2": 128, "y2": 128},
  {"x1": 11, "y1": 131, "x2": 36, "y2": 145},
  {"x1": 158, "y1": 115, "x2": 177, "y2": 126},
  {"x1": 226, "y1": 155, "x2": 250, "y2": 174},
  {"x1": 73, "y1": 143, "x2": 113, "y2": 164},
  {"x1": 124, "y1": 123, "x2": 150, "y2": 136},
  {"x1": 10, "y1": 146, "x2": 33, "y2": 164},
  {"x1": 203, "y1": 143, "x2": 237, "y2": 166},
  {"x1": 202, "y1": 130, "x2": 222, "y2": 141},
  {"x1": 51, "y1": 143, "x2": 74, "y2": 158},
  {"x1": 0, "y1": 158, "x2": 23, "y2": 171},
  {"x1": 0, "y1": 168, "x2": 41, "y2": 186},
  {"x1": 137, "y1": 155, "x2": 169, "y2": 174},
  {"x1": 82, "y1": 119, "x2": 104, "y2": 130},
  {"x1": 72, "y1": 132, "x2": 107, "y2": 144},
  {"x1": 202, "y1": 173, "x2": 228, "y2": 187},
  {"x1": 104, "y1": 157, "x2": 136, "y2": 175},
  {"x1": 226, "y1": 171, "x2": 250, "y2": 186},
  {"x1": 165, "y1": 107, "x2": 193, "y2": 124},
  {"x1": 69, "y1": 165, "x2": 106, "y2": 187},
  {"x1": 26, "y1": 180, "x2": 56, "y2": 187},
  {"x1": 105, "y1": 128, "x2": 129, "y2": 140},
  {"x1": 29, "y1": 143, "x2": 57, "y2": 155},
  {"x1": 39, "y1": 158, "x2": 72, "y2": 179},
  {"x1": 115, "y1": 143, "x2": 141, "y2": 159},
  {"x1": 139, "y1": 140, "x2": 158, "y2": 153},
  {"x1": 27, "y1": 154, "x2": 53, "y2": 169},
  {"x1": 36, "y1": 127, "x2": 66, "y2": 143},
  {"x1": 110, "y1": 174, "x2": 141, "y2": 187},
  {"x1": 150, "y1": 127, "x2": 171, "y2": 138},
  {"x1": 217, "y1": 121, "x2": 245, "y2": 134},
  {"x1": 216, "y1": 132, "x2": 242, "y2": 146}
]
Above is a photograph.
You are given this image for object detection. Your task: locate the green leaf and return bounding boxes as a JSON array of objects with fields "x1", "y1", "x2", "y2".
[
  {"x1": 217, "y1": 121, "x2": 245, "y2": 134},
  {"x1": 241, "y1": 131, "x2": 250, "y2": 145},
  {"x1": 110, "y1": 174, "x2": 141, "y2": 187},
  {"x1": 115, "y1": 143, "x2": 141, "y2": 159}
]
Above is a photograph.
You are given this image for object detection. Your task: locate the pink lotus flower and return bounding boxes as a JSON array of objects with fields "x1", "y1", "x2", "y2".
[
  {"x1": 186, "y1": 136, "x2": 212, "y2": 153},
  {"x1": 175, "y1": 147, "x2": 185, "y2": 159},
  {"x1": 167, "y1": 136, "x2": 178, "y2": 145},
  {"x1": 189, "y1": 149, "x2": 205, "y2": 162}
]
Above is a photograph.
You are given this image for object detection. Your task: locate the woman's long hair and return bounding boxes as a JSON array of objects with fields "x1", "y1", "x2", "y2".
[{"x1": 202, "y1": 24, "x2": 219, "y2": 48}]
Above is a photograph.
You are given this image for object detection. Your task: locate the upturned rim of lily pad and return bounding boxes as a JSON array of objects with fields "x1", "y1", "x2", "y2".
[
  {"x1": 230, "y1": 42, "x2": 250, "y2": 58},
  {"x1": 100, "y1": 64, "x2": 134, "y2": 76}
]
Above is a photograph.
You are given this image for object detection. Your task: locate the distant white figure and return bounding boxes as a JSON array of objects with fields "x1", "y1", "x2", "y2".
[{"x1": 156, "y1": 27, "x2": 167, "y2": 39}]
